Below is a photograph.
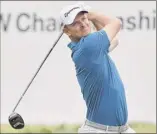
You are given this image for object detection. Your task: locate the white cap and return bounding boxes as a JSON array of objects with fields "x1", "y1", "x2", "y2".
[{"x1": 60, "y1": 2, "x2": 89, "y2": 26}]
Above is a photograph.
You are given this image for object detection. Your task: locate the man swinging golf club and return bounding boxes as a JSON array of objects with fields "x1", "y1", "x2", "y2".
[
  {"x1": 8, "y1": 2, "x2": 136, "y2": 133},
  {"x1": 60, "y1": 2, "x2": 136, "y2": 133}
]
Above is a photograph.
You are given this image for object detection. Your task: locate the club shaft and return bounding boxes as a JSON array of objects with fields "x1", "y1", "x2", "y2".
[{"x1": 12, "y1": 32, "x2": 64, "y2": 113}]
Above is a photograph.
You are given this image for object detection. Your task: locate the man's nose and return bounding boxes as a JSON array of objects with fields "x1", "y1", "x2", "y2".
[{"x1": 80, "y1": 21, "x2": 86, "y2": 27}]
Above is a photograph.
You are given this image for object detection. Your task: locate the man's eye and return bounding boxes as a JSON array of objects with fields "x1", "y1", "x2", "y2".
[{"x1": 73, "y1": 22, "x2": 78, "y2": 26}]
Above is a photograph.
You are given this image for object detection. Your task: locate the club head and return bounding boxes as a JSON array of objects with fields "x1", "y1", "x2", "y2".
[{"x1": 8, "y1": 112, "x2": 25, "y2": 129}]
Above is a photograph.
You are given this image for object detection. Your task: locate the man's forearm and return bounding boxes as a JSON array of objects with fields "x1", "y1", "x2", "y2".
[
  {"x1": 88, "y1": 12, "x2": 113, "y2": 31},
  {"x1": 88, "y1": 11, "x2": 120, "y2": 52},
  {"x1": 109, "y1": 38, "x2": 119, "y2": 52}
]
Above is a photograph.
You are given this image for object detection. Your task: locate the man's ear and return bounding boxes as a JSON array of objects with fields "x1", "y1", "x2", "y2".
[{"x1": 63, "y1": 26, "x2": 71, "y2": 36}]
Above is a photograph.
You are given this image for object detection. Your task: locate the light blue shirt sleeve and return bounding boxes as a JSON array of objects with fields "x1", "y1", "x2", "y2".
[{"x1": 82, "y1": 29, "x2": 110, "y2": 53}]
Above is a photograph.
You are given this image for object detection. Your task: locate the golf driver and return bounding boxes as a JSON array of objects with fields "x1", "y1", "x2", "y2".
[{"x1": 8, "y1": 32, "x2": 64, "y2": 129}]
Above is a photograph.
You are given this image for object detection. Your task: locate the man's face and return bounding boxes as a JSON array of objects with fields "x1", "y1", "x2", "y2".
[{"x1": 64, "y1": 12, "x2": 91, "y2": 40}]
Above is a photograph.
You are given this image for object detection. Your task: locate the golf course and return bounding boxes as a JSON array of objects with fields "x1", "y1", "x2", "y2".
[{"x1": 1, "y1": 122, "x2": 156, "y2": 133}]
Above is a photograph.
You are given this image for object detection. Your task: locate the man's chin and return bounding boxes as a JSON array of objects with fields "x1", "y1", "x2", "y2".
[{"x1": 83, "y1": 31, "x2": 91, "y2": 37}]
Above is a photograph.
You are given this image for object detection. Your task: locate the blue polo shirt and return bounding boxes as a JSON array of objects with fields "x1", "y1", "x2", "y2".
[{"x1": 68, "y1": 29, "x2": 128, "y2": 126}]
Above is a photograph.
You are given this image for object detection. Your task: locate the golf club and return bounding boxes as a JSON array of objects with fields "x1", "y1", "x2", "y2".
[{"x1": 8, "y1": 32, "x2": 64, "y2": 129}]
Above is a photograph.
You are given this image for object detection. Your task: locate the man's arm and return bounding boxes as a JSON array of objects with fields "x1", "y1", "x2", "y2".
[
  {"x1": 109, "y1": 37, "x2": 119, "y2": 52},
  {"x1": 87, "y1": 11, "x2": 121, "y2": 41},
  {"x1": 87, "y1": 11, "x2": 121, "y2": 52},
  {"x1": 87, "y1": 12, "x2": 110, "y2": 31}
]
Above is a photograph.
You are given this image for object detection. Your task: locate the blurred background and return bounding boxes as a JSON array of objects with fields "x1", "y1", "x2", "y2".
[{"x1": 1, "y1": 1, "x2": 156, "y2": 133}]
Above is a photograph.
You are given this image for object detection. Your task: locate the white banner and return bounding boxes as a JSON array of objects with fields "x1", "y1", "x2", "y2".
[{"x1": 1, "y1": 1, "x2": 156, "y2": 124}]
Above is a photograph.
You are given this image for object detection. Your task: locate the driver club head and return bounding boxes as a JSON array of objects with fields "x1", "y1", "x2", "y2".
[{"x1": 8, "y1": 112, "x2": 25, "y2": 129}]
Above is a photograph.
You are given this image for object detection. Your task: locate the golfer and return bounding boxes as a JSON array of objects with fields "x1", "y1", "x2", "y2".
[{"x1": 60, "y1": 2, "x2": 136, "y2": 133}]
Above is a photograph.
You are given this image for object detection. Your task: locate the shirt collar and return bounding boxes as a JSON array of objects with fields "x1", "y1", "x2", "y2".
[
  {"x1": 67, "y1": 41, "x2": 78, "y2": 50},
  {"x1": 67, "y1": 36, "x2": 86, "y2": 50}
]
